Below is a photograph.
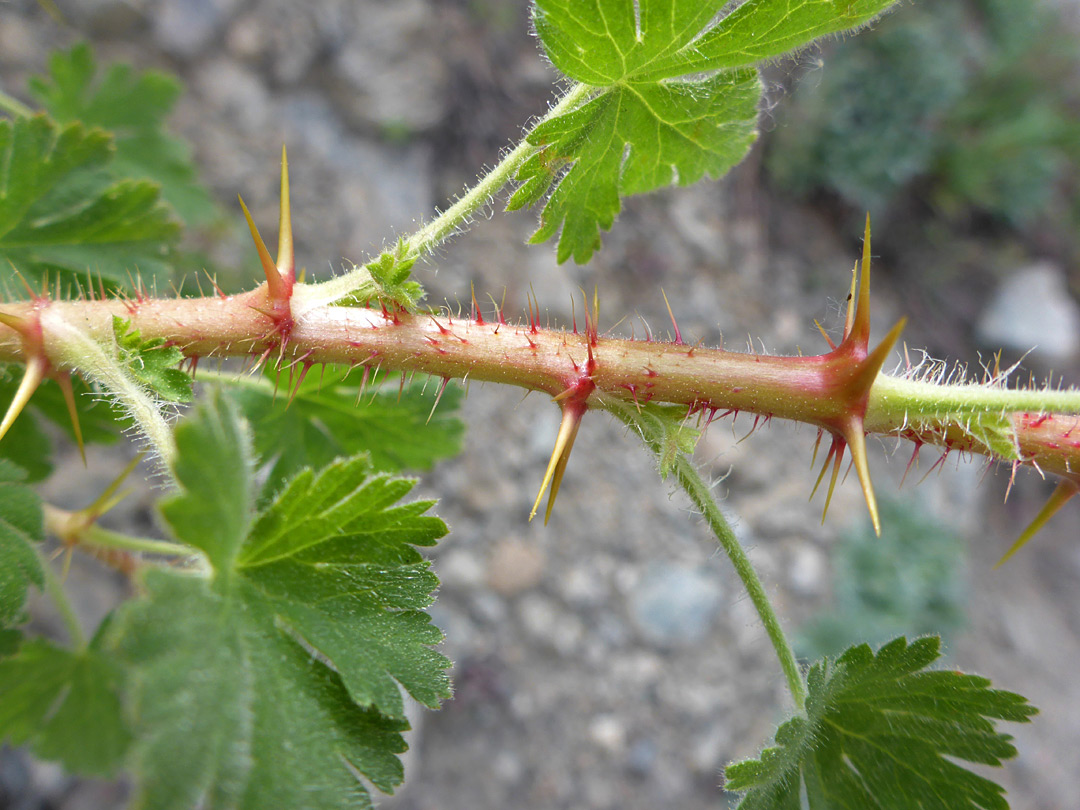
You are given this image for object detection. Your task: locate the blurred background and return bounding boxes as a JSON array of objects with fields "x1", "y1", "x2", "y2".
[{"x1": 2, "y1": 0, "x2": 1080, "y2": 807}]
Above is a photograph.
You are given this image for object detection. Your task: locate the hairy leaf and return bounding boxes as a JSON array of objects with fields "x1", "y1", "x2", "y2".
[
  {"x1": 112, "y1": 390, "x2": 450, "y2": 809},
  {"x1": 0, "y1": 637, "x2": 131, "y2": 776},
  {"x1": 0, "y1": 115, "x2": 179, "y2": 292},
  {"x1": 726, "y1": 636, "x2": 1037, "y2": 810},
  {"x1": 518, "y1": 0, "x2": 898, "y2": 263},
  {"x1": 113, "y1": 316, "x2": 193, "y2": 403},
  {"x1": 29, "y1": 43, "x2": 217, "y2": 226},
  {"x1": 0, "y1": 459, "x2": 44, "y2": 629},
  {"x1": 226, "y1": 365, "x2": 463, "y2": 494}
]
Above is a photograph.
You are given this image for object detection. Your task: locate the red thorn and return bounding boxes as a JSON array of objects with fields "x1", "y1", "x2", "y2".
[
  {"x1": 470, "y1": 283, "x2": 484, "y2": 325},
  {"x1": 900, "y1": 440, "x2": 923, "y2": 489}
]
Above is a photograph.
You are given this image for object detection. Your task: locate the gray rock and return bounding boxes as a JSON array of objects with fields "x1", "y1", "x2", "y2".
[
  {"x1": 152, "y1": 0, "x2": 241, "y2": 58},
  {"x1": 628, "y1": 563, "x2": 724, "y2": 646},
  {"x1": 977, "y1": 261, "x2": 1080, "y2": 365}
]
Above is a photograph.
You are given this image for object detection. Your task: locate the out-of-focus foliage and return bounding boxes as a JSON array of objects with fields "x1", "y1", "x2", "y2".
[
  {"x1": 796, "y1": 499, "x2": 968, "y2": 660},
  {"x1": 767, "y1": 0, "x2": 1080, "y2": 232}
]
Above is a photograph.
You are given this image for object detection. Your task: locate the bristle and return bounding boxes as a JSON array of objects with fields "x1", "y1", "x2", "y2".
[
  {"x1": 0, "y1": 355, "x2": 47, "y2": 444},
  {"x1": 661, "y1": 289, "x2": 683, "y2": 345},
  {"x1": 814, "y1": 319, "x2": 836, "y2": 351},
  {"x1": 996, "y1": 480, "x2": 1078, "y2": 566},
  {"x1": 427, "y1": 377, "x2": 450, "y2": 424}
]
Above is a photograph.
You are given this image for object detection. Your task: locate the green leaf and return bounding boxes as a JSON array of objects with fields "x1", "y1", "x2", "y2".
[
  {"x1": 0, "y1": 115, "x2": 180, "y2": 293},
  {"x1": 518, "y1": 0, "x2": 899, "y2": 263},
  {"x1": 112, "y1": 390, "x2": 451, "y2": 809},
  {"x1": 0, "y1": 638, "x2": 131, "y2": 776},
  {"x1": 603, "y1": 400, "x2": 700, "y2": 479},
  {"x1": 0, "y1": 459, "x2": 44, "y2": 629},
  {"x1": 113, "y1": 316, "x2": 193, "y2": 403},
  {"x1": 726, "y1": 636, "x2": 1038, "y2": 810},
  {"x1": 28, "y1": 43, "x2": 218, "y2": 226},
  {"x1": 226, "y1": 365, "x2": 463, "y2": 494}
]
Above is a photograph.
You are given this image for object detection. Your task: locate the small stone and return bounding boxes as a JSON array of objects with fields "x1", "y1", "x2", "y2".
[
  {"x1": 588, "y1": 713, "x2": 627, "y2": 753},
  {"x1": 788, "y1": 542, "x2": 827, "y2": 597},
  {"x1": 628, "y1": 563, "x2": 724, "y2": 646},
  {"x1": 517, "y1": 593, "x2": 585, "y2": 656},
  {"x1": 437, "y1": 548, "x2": 486, "y2": 591},
  {"x1": 486, "y1": 539, "x2": 545, "y2": 595},
  {"x1": 977, "y1": 261, "x2": 1080, "y2": 365},
  {"x1": 152, "y1": 0, "x2": 241, "y2": 59}
]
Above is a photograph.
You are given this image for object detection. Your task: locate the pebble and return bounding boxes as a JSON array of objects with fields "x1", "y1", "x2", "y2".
[
  {"x1": 787, "y1": 542, "x2": 827, "y2": 597},
  {"x1": 486, "y1": 539, "x2": 546, "y2": 595},
  {"x1": 976, "y1": 261, "x2": 1080, "y2": 365},
  {"x1": 628, "y1": 563, "x2": 724, "y2": 646},
  {"x1": 152, "y1": 0, "x2": 241, "y2": 59}
]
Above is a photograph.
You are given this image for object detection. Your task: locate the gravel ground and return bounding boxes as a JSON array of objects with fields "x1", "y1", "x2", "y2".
[{"x1": 3, "y1": 2, "x2": 1080, "y2": 808}]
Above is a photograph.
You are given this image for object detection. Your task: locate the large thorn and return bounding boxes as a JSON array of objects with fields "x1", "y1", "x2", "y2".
[
  {"x1": 996, "y1": 480, "x2": 1079, "y2": 566},
  {"x1": 0, "y1": 355, "x2": 47, "y2": 444},
  {"x1": 239, "y1": 194, "x2": 287, "y2": 303},
  {"x1": 277, "y1": 145, "x2": 295, "y2": 280},
  {"x1": 56, "y1": 372, "x2": 86, "y2": 465},
  {"x1": 842, "y1": 418, "x2": 881, "y2": 536},
  {"x1": 530, "y1": 400, "x2": 586, "y2": 525}
]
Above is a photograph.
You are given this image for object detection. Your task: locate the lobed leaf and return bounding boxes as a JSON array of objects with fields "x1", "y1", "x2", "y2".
[
  {"x1": 113, "y1": 316, "x2": 193, "y2": 403},
  {"x1": 0, "y1": 459, "x2": 44, "y2": 629},
  {"x1": 112, "y1": 390, "x2": 451, "y2": 808},
  {"x1": 0, "y1": 115, "x2": 179, "y2": 293},
  {"x1": 226, "y1": 365, "x2": 463, "y2": 495},
  {"x1": 726, "y1": 636, "x2": 1037, "y2": 809},
  {"x1": 28, "y1": 43, "x2": 218, "y2": 226},
  {"x1": 0, "y1": 637, "x2": 131, "y2": 776},
  {"x1": 519, "y1": 0, "x2": 899, "y2": 263}
]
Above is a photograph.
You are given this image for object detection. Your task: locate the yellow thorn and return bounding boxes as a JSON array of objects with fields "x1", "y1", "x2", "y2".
[
  {"x1": 56, "y1": 373, "x2": 86, "y2": 466},
  {"x1": 0, "y1": 311, "x2": 27, "y2": 333},
  {"x1": 814, "y1": 319, "x2": 836, "y2": 351},
  {"x1": 530, "y1": 405, "x2": 585, "y2": 524},
  {"x1": 238, "y1": 194, "x2": 285, "y2": 300},
  {"x1": 843, "y1": 421, "x2": 881, "y2": 536},
  {"x1": 842, "y1": 261, "x2": 859, "y2": 342},
  {"x1": 85, "y1": 451, "x2": 145, "y2": 519},
  {"x1": 0, "y1": 355, "x2": 46, "y2": 444},
  {"x1": 277, "y1": 146, "x2": 295, "y2": 280},
  {"x1": 996, "y1": 480, "x2": 1078, "y2": 566},
  {"x1": 820, "y1": 447, "x2": 844, "y2": 525}
]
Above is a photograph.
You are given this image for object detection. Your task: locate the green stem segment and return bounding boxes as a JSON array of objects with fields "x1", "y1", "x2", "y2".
[
  {"x1": 608, "y1": 402, "x2": 807, "y2": 708},
  {"x1": 39, "y1": 551, "x2": 87, "y2": 651},
  {"x1": 673, "y1": 453, "x2": 807, "y2": 708}
]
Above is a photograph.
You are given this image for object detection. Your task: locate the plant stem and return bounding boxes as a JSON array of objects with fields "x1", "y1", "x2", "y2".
[
  {"x1": 607, "y1": 402, "x2": 807, "y2": 708},
  {"x1": 308, "y1": 82, "x2": 593, "y2": 305},
  {"x1": 39, "y1": 552, "x2": 87, "y2": 650},
  {"x1": 673, "y1": 454, "x2": 807, "y2": 708},
  {"x1": 44, "y1": 504, "x2": 194, "y2": 558}
]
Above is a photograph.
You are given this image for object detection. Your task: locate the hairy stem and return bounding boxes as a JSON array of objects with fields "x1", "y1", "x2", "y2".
[
  {"x1": 307, "y1": 82, "x2": 593, "y2": 306},
  {"x1": 607, "y1": 401, "x2": 806, "y2": 707},
  {"x1": 44, "y1": 504, "x2": 195, "y2": 559}
]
